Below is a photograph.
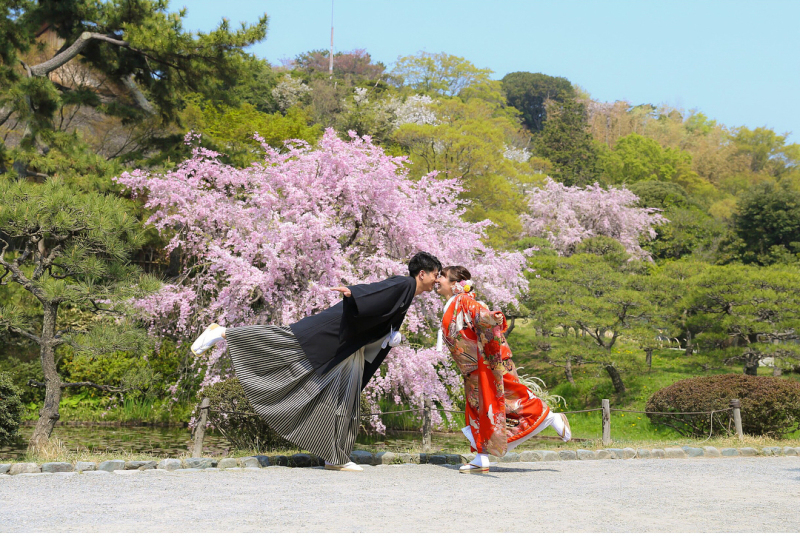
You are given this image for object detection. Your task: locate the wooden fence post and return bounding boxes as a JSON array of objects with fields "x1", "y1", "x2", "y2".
[
  {"x1": 601, "y1": 399, "x2": 611, "y2": 446},
  {"x1": 192, "y1": 397, "x2": 210, "y2": 457},
  {"x1": 730, "y1": 399, "x2": 743, "y2": 441},
  {"x1": 422, "y1": 398, "x2": 432, "y2": 452}
]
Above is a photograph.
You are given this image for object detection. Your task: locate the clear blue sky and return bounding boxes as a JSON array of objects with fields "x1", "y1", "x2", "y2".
[{"x1": 179, "y1": 0, "x2": 800, "y2": 142}]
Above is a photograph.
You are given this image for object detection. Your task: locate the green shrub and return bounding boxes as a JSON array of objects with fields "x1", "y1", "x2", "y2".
[
  {"x1": 0, "y1": 371, "x2": 25, "y2": 445},
  {"x1": 198, "y1": 377, "x2": 293, "y2": 451},
  {"x1": 0, "y1": 357, "x2": 44, "y2": 404},
  {"x1": 646, "y1": 373, "x2": 800, "y2": 438}
]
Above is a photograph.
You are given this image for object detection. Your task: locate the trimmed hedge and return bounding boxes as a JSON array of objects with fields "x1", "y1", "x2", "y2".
[
  {"x1": 199, "y1": 377, "x2": 293, "y2": 451},
  {"x1": 646, "y1": 373, "x2": 800, "y2": 438},
  {"x1": 0, "y1": 371, "x2": 24, "y2": 446}
]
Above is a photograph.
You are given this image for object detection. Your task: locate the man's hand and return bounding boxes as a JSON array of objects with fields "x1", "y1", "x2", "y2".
[{"x1": 330, "y1": 286, "x2": 352, "y2": 297}]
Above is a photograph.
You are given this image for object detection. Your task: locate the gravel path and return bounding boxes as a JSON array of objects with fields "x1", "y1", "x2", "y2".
[{"x1": 1, "y1": 457, "x2": 799, "y2": 532}]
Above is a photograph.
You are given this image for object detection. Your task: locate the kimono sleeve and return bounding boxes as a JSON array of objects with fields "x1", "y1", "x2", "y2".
[{"x1": 343, "y1": 277, "x2": 414, "y2": 320}]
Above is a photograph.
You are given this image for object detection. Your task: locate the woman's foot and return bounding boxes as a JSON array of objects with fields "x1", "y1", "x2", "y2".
[
  {"x1": 324, "y1": 461, "x2": 363, "y2": 472},
  {"x1": 190, "y1": 324, "x2": 226, "y2": 356},
  {"x1": 459, "y1": 452, "x2": 490, "y2": 473}
]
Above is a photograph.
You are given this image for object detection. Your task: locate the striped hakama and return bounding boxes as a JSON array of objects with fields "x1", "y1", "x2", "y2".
[{"x1": 226, "y1": 325, "x2": 363, "y2": 466}]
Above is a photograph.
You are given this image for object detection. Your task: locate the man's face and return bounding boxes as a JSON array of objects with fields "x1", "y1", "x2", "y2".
[{"x1": 417, "y1": 269, "x2": 439, "y2": 293}]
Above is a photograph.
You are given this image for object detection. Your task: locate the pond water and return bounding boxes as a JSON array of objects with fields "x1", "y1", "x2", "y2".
[{"x1": 2, "y1": 423, "x2": 570, "y2": 461}]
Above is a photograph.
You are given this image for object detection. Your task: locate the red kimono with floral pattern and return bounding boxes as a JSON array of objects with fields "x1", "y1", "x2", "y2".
[{"x1": 441, "y1": 293, "x2": 549, "y2": 457}]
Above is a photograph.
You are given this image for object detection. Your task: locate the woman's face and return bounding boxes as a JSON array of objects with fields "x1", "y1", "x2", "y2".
[{"x1": 435, "y1": 272, "x2": 454, "y2": 297}]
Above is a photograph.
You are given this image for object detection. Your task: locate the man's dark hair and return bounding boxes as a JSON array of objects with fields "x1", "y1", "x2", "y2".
[{"x1": 408, "y1": 251, "x2": 442, "y2": 277}]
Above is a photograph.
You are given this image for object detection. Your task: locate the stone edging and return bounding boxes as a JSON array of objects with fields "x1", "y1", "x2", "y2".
[{"x1": 1, "y1": 446, "x2": 798, "y2": 476}]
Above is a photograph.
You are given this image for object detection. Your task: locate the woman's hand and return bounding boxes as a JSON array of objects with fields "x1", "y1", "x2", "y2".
[
  {"x1": 492, "y1": 311, "x2": 504, "y2": 323},
  {"x1": 330, "y1": 286, "x2": 352, "y2": 297}
]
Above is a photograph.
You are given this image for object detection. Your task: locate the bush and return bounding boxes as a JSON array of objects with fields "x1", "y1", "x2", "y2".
[
  {"x1": 646, "y1": 373, "x2": 800, "y2": 438},
  {"x1": 0, "y1": 371, "x2": 25, "y2": 445},
  {"x1": 0, "y1": 357, "x2": 44, "y2": 404},
  {"x1": 198, "y1": 377, "x2": 293, "y2": 451}
]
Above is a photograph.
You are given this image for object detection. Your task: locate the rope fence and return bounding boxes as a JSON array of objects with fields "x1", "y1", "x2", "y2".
[{"x1": 191, "y1": 397, "x2": 746, "y2": 456}]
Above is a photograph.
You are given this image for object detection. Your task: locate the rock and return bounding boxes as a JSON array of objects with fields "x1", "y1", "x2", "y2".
[
  {"x1": 537, "y1": 450, "x2": 559, "y2": 462},
  {"x1": 157, "y1": 459, "x2": 182, "y2": 471},
  {"x1": 268, "y1": 455, "x2": 288, "y2": 467},
  {"x1": 183, "y1": 457, "x2": 217, "y2": 469},
  {"x1": 702, "y1": 447, "x2": 721, "y2": 457},
  {"x1": 681, "y1": 447, "x2": 704, "y2": 457},
  {"x1": 75, "y1": 462, "x2": 96, "y2": 472},
  {"x1": 396, "y1": 453, "x2": 420, "y2": 464},
  {"x1": 291, "y1": 453, "x2": 313, "y2": 468},
  {"x1": 739, "y1": 447, "x2": 758, "y2": 457},
  {"x1": 241, "y1": 456, "x2": 271, "y2": 468},
  {"x1": 349, "y1": 450, "x2": 373, "y2": 465},
  {"x1": 651, "y1": 449, "x2": 665, "y2": 459},
  {"x1": 576, "y1": 449, "x2": 596, "y2": 460},
  {"x1": 419, "y1": 453, "x2": 429, "y2": 464},
  {"x1": 558, "y1": 450, "x2": 577, "y2": 461},
  {"x1": 9, "y1": 463, "x2": 40, "y2": 475},
  {"x1": 486, "y1": 454, "x2": 499, "y2": 463},
  {"x1": 125, "y1": 460, "x2": 157, "y2": 471},
  {"x1": 622, "y1": 448, "x2": 637, "y2": 459},
  {"x1": 97, "y1": 460, "x2": 125, "y2": 472},
  {"x1": 446, "y1": 454, "x2": 463, "y2": 465},
  {"x1": 0, "y1": 463, "x2": 10, "y2": 474},
  {"x1": 664, "y1": 448, "x2": 687, "y2": 459},
  {"x1": 595, "y1": 450, "x2": 613, "y2": 460},
  {"x1": 762, "y1": 447, "x2": 781, "y2": 456},
  {"x1": 721, "y1": 448, "x2": 739, "y2": 457},
  {"x1": 607, "y1": 448, "x2": 625, "y2": 459},
  {"x1": 520, "y1": 450, "x2": 543, "y2": 462},
  {"x1": 500, "y1": 452, "x2": 520, "y2": 463},
  {"x1": 373, "y1": 452, "x2": 396, "y2": 465},
  {"x1": 428, "y1": 454, "x2": 447, "y2": 465},
  {"x1": 782, "y1": 447, "x2": 797, "y2": 456},
  {"x1": 217, "y1": 458, "x2": 238, "y2": 469},
  {"x1": 636, "y1": 449, "x2": 651, "y2": 459},
  {"x1": 42, "y1": 462, "x2": 74, "y2": 473}
]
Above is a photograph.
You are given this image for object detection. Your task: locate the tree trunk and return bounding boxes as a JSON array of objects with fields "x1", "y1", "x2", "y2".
[
  {"x1": 604, "y1": 363, "x2": 626, "y2": 394},
  {"x1": 684, "y1": 330, "x2": 693, "y2": 356},
  {"x1": 28, "y1": 303, "x2": 62, "y2": 451},
  {"x1": 645, "y1": 348, "x2": 653, "y2": 371},
  {"x1": 564, "y1": 357, "x2": 575, "y2": 386},
  {"x1": 503, "y1": 317, "x2": 516, "y2": 337},
  {"x1": 772, "y1": 366, "x2": 782, "y2": 377}
]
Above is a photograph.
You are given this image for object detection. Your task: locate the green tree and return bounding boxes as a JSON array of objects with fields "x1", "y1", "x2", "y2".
[
  {"x1": 684, "y1": 264, "x2": 800, "y2": 375},
  {"x1": 600, "y1": 133, "x2": 717, "y2": 199},
  {"x1": 731, "y1": 126, "x2": 800, "y2": 177},
  {"x1": 525, "y1": 238, "x2": 657, "y2": 395},
  {"x1": 501, "y1": 71, "x2": 574, "y2": 132},
  {"x1": 534, "y1": 97, "x2": 601, "y2": 186},
  {"x1": 0, "y1": 0, "x2": 269, "y2": 177},
  {"x1": 0, "y1": 179, "x2": 158, "y2": 450},
  {"x1": 391, "y1": 51, "x2": 493, "y2": 97},
  {"x1": 392, "y1": 97, "x2": 542, "y2": 247},
  {"x1": 731, "y1": 181, "x2": 800, "y2": 265}
]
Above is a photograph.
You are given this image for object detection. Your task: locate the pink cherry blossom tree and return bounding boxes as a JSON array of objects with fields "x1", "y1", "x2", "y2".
[
  {"x1": 116, "y1": 129, "x2": 529, "y2": 430},
  {"x1": 522, "y1": 178, "x2": 668, "y2": 260}
]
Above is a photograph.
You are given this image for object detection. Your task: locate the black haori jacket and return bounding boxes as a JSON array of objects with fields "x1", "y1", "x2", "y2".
[{"x1": 289, "y1": 275, "x2": 417, "y2": 389}]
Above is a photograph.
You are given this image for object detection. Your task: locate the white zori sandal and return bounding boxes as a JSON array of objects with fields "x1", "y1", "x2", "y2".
[
  {"x1": 459, "y1": 463, "x2": 489, "y2": 474},
  {"x1": 324, "y1": 461, "x2": 364, "y2": 472},
  {"x1": 190, "y1": 323, "x2": 226, "y2": 356}
]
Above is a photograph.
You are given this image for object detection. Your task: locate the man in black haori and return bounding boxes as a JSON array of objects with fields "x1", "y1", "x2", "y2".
[{"x1": 191, "y1": 252, "x2": 442, "y2": 471}]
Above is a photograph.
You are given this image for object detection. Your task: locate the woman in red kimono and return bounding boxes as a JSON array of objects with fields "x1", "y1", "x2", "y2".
[{"x1": 436, "y1": 265, "x2": 571, "y2": 473}]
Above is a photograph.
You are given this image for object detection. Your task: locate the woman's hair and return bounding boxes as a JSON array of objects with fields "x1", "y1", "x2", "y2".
[{"x1": 442, "y1": 265, "x2": 471, "y2": 283}]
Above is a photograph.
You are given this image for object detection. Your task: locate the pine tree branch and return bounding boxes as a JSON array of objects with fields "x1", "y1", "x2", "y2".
[{"x1": 3, "y1": 324, "x2": 42, "y2": 345}]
